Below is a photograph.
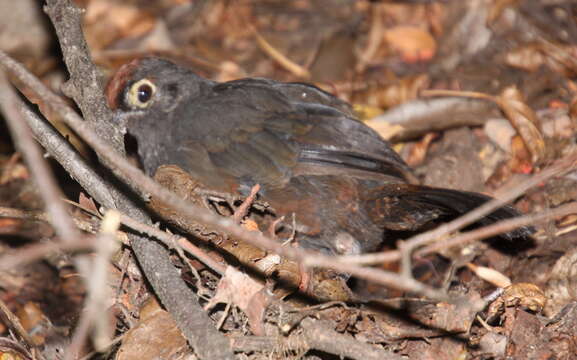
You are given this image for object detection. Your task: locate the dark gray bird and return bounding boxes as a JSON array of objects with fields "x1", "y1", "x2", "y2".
[{"x1": 106, "y1": 57, "x2": 532, "y2": 256}]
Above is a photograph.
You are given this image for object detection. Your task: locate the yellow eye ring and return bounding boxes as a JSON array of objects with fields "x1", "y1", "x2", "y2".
[{"x1": 126, "y1": 78, "x2": 156, "y2": 108}]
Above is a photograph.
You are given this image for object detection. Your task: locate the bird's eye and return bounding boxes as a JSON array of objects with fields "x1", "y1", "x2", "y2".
[{"x1": 126, "y1": 78, "x2": 156, "y2": 109}]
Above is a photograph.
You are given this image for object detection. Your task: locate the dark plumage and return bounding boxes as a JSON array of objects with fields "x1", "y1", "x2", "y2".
[{"x1": 107, "y1": 57, "x2": 532, "y2": 255}]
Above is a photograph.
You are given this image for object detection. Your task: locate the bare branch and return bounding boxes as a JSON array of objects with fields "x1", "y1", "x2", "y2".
[{"x1": 0, "y1": 72, "x2": 80, "y2": 245}]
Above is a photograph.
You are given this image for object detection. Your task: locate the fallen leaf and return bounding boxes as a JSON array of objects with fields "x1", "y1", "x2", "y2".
[
  {"x1": 495, "y1": 86, "x2": 545, "y2": 164},
  {"x1": 206, "y1": 266, "x2": 273, "y2": 335},
  {"x1": 384, "y1": 26, "x2": 436, "y2": 63},
  {"x1": 467, "y1": 263, "x2": 511, "y2": 288},
  {"x1": 116, "y1": 298, "x2": 188, "y2": 360}
]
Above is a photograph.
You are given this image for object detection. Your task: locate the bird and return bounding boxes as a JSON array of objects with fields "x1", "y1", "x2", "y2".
[{"x1": 106, "y1": 57, "x2": 532, "y2": 257}]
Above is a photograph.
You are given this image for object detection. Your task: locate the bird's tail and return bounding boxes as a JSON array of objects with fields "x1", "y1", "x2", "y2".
[{"x1": 363, "y1": 184, "x2": 533, "y2": 240}]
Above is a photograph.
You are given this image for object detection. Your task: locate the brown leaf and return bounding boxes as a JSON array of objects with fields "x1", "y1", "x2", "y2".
[
  {"x1": 78, "y1": 192, "x2": 99, "y2": 214},
  {"x1": 487, "y1": 283, "x2": 547, "y2": 322},
  {"x1": 116, "y1": 298, "x2": 188, "y2": 360},
  {"x1": 206, "y1": 266, "x2": 270, "y2": 335},
  {"x1": 207, "y1": 266, "x2": 265, "y2": 313},
  {"x1": 405, "y1": 132, "x2": 437, "y2": 167},
  {"x1": 383, "y1": 26, "x2": 436, "y2": 63},
  {"x1": 505, "y1": 43, "x2": 546, "y2": 72},
  {"x1": 496, "y1": 86, "x2": 545, "y2": 164},
  {"x1": 505, "y1": 41, "x2": 577, "y2": 77}
]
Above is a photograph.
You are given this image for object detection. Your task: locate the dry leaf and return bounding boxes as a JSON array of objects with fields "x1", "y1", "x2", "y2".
[
  {"x1": 487, "y1": 283, "x2": 547, "y2": 321},
  {"x1": 405, "y1": 132, "x2": 437, "y2": 167},
  {"x1": 505, "y1": 43, "x2": 546, "y2": 72},
  {"x1": 78, "y1": 192, "x2": 99, "y2": 214},
  {"x1": 206, "y1": 266, "x2": 270, "y2": 335},
  {"x1": 116, "y1": 298, "x2": 188, "y2": 360},
  {"x1": 467, "y1": 263, "x2": 512, "y2": 288},
  {"x1": 505, "y1": 41, "x2": 577, "y2": 77},
  {"x1": 383, "y1": 26, "x2": 436, "y2": 63},
  {"x1": 207, "y1": 266, "x2": 265, "y2": 313},
  {"x1": 364, "y1": 75, "x2": 430, "y2": 109},
  {"x1": 496, "y1": 86, "x2": 545, "y2": 164},
  {"x1": 508, "y1": 135, "x2": 533, "y2": 174}
]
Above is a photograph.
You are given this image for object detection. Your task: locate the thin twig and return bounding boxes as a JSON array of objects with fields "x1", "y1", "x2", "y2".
[
  {"x1": 119, "y1": 214, "x2": 226, "y2": 275},
  {"x1": 233, "y1": 183, "x2": 261, "y2": 223},
  {"x1": 251, "y1": 26, "x2": 311, "y2": 79},
  {"x1": 0, "y1": 206, "x2": 49, "y2": 222},
  {"x1": 0, "y1": 237, "x2": 96, "y2": 271},
  {"x1": 0, "y1": 204, "x2": 225, "y2": 276},
  {"x1": 0, "y1": 298, "x2": 38, "y2": 355},
  {"x1": 0, "y1": 72, "x2": 80, "y2": 245},
  {"x1": 18, "y1": 105, "x2": 120, "y2": 215},
  {"x1": 65, "y1": 211, "x2": 119, "y2": 359},
  {"x1": 416, "y1": 201, "x2": 577, "y2": 257},
  {"x1": 300, "y1": 318, "x2": 402, "y2": 360},
  {"x1": 421, "y1": 89, "x2": 496, "y2": 102}
]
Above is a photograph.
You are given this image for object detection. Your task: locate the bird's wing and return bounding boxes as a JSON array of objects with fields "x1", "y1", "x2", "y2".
[{"x1": 169, "y1": 81, "x2": 413, "y2": 194}]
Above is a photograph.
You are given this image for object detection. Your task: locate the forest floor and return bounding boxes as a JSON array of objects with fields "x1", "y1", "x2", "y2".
[{"x1": 1, "y1": 1, "x2": 577, "y2": 359}]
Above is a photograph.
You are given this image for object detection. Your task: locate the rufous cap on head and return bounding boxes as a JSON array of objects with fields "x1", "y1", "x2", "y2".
[{"x1": 105, "y1": 58, "x2": 143, "y2": 110}]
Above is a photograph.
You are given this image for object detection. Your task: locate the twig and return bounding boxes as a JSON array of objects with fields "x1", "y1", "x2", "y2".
[
  {"x1": 0, "y1": 72, "x2": 80, "y2": 245},
  {"x1": 300, "y1": 318, "x2": 402, "y2": 360},
  {"x1": 229, "y1": 320, "x2": 403, "y2": 360},
  {"x1": 0, "y1": 237, "x2": 96, "y2": 271},
  {"x1": 0, "y1": 298, "x2": 39, "y2": 356},
  {"x1": 65, "y1": 211, "x2": 119, "y2": 359},
  {"x1": 118, "y1": 214, "x2": 226, "y2": 275},
  {"x1": 251, "y1": 26, "x2": 311, "y2": 79},
  {"x1": 43, "y1": 0, "x2": 124, "y2": 152},
  {"x1": 0, "y1": 203, "x2": 225, "y2": 279},
  {"x1": 0, "y1": 206, "x2": 48, "y2": 222},
  {"x1": 421, "y1": 89, "x2": 495, "y2": 102},
  {"x1": 233, "y1": 183, "x2": 260, "y2": 223},
  {"x1": 416, "y1": 201, "x2": 577, "y2": 257},
  {"x1": 19, "y1": 105, "x2": 120, "y2": 214}
]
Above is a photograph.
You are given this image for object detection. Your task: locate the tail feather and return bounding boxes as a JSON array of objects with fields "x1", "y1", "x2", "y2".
[{"x1": 364, "y1": 184, "x2": 533, "y2": 240}]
